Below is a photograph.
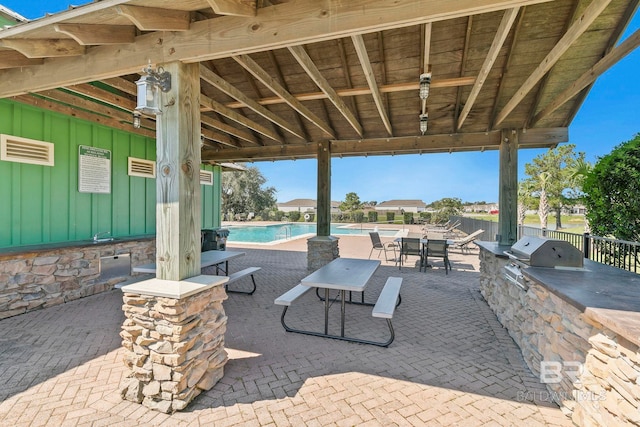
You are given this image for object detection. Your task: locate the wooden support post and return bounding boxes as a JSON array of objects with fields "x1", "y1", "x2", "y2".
[
  {"x1": 155, "y1": 61, "x2": 202, "y2": 281},
  {"x1": 317, "y1": 140, "x2": 331, "y2": 237},
  {"x1": 498, "y1": 129, "x2": 518, "y2": 246}
]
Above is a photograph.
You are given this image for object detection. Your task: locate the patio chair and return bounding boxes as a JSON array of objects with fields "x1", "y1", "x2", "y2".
[
  {"x1": 369, "y1": 232, "x2": 397, "y2": 261},
  {"x1": 398, "y1": 237, "x2": 423, "y2": 270},
  {"x1": 450, "y1": 229, "x2": 484, "y2": 253},
  {"x1": 425, "y1": 239, "x2": 451, "y2": 274}
]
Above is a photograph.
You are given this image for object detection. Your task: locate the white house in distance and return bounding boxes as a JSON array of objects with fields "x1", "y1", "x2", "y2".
[
  {"x1": 374, "y1": 200, "x2": 427, "y2": 214},
  {"x1": 277, "y1": 199, "x2": 341, "y2": 214}
]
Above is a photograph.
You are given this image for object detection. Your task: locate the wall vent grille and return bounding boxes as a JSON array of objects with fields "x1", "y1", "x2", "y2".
[
  {"x1": 1, "y1": 134, "x2": 54, "y2": 166},
  {"x1": 128, "y1": 157, "x2": 156, "y2": 178},
  {"x1": 200, "y1": 170, "x2": 213, "y2": 186}
]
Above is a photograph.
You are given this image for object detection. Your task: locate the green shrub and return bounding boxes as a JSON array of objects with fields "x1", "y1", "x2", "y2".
[
  {"x1": 368, "y1": 211, "x2": 378, "y2": 222},
  {"x1": 289, "y1": 211, "x2": 301, "y2": 222},
  {"x1": 403, "y1": 212, "x2": 414, "y2": 224},
  {"x1": 386, "y1": 212, "x2": 395, "y2": 223},
  {"x1": 274, "y1": 210, "x2": 286, "y2": 221},
  {"x1": 353, "y1": 211, "x2": 365, "y2": 223},
  {"x1": 303, "y1": 212, "x2": 315, "y2": 222}
]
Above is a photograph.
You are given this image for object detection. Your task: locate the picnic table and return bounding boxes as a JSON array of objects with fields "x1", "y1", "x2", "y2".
[
  {"x1": 132, "y1": 250, "x2": 246, "y2": 275},
  {"x1": 274, "y1": 258, "x2": 403, "y2": 347}
]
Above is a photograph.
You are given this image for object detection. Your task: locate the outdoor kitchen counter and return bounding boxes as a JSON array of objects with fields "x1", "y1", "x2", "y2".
[
  {"x1": 476, "y1": 240, "x2": 640, "y2": 346},
  {"x1": 524, "y1": 260, "x2": 640, "y2": 347},
  {"x1": 0, "y1": 234, "x2": 155, "y2": 258}
]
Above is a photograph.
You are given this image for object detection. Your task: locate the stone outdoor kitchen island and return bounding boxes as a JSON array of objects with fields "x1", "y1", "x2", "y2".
[{"x1": 119, "y1": 276, "x2": 229, "y2": 413}]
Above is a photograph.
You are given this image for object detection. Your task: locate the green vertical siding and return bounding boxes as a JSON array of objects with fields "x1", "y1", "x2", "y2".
[{"x1": 0, "y1": 99, "x2": 222, "y2": 248}]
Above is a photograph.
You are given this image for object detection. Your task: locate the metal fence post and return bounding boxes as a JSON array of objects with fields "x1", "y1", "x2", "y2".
[{"x1": 583, "y1": 233, "x2": 590, "y2": 259}]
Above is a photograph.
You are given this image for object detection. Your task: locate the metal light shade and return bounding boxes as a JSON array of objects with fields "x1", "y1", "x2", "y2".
[
  {"x1": 419, "y1": 113, "x2": 428, "y2": 134},
  {"x1": 135, "y1": 74, "x2": 162, "y2": 115},
  {"x1": 419, "y1": 72, "x2": 432, "y2": 100},
  {"x1": 132, "y1": 111, "x2": 141, "y2": 129}
]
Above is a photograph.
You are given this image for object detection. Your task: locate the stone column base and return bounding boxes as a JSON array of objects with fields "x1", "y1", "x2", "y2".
[
  {"x1": 307, "y1": 235, "x2": 339, "y2": 271},
  {"x1": 119, "y1": 276, "x2": 228, "y2": 413}
]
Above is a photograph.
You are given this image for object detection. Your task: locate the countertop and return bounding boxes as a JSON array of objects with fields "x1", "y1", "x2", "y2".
[
  {"x1": 0, "y1": 235, "x2": 155, "y2": 258},
  {"x1": 477, "y1": 240, "x2": 640, "y2": 346}
]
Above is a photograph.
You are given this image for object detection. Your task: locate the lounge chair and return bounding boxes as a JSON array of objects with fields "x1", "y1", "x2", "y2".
[
  {"x1": 369, "y1": 232, "x2": 397, "y2": 261},
  {"x1": 450, "y1": 229, "x2": 484, "y2": 253}
]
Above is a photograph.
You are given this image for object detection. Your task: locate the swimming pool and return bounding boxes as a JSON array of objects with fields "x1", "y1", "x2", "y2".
[{"x1": 226, "y1": 223, "x2": 399, "y2": 244}]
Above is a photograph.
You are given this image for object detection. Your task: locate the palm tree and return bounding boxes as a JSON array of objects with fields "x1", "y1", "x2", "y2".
[
  {"x1": 538, "y1": 172, "x2": 550, "y2": 229},
  {"x1": 569, "y1": 158, "x2": 592, "y2": 233},
  {"x1": 517, "y1": 180, "x2": 536, "y2": 226}
]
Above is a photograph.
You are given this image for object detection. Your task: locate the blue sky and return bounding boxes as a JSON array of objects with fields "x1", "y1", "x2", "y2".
[{"x1": 3, "y1": 1, "x2": 639, "y2": 204}]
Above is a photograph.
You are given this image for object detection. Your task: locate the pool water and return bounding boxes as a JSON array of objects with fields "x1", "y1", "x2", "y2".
[{"x1": 226, "y1": 223, "x2": 399, "y2": 244}]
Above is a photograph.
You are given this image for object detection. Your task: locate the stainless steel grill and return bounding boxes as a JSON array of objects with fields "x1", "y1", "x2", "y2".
[{"x1": 503, "y1": 236, "x2": 584, "y2": 290}]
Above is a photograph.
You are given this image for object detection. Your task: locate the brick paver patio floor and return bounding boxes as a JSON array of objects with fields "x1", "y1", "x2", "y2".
[{"x1": 0, "y1": 231, "x2": 572, "y2": 426}]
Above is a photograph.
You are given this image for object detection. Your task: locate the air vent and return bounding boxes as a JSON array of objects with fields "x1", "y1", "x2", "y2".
[
  {"x1": 1, "y1": 134, "x2": 54, "y2": 166},
  {"x1": 200, "y1": 170, "x2": 213, "y2": 186},
  {"x1": 128, "y1": 157, "x2": 155, "y2": 178}
]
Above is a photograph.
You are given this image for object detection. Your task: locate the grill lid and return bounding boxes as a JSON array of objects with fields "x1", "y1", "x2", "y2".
[{"x1": 507, "y1": 236, "x2": 583, "y2": 268}]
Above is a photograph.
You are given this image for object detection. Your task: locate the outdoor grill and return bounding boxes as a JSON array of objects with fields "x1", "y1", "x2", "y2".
[{"x1": 503, "y1": 236, "x2": 584, "y2": 290}]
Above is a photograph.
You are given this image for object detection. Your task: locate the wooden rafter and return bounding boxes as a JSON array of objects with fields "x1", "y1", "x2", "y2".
[
  {"x1": 115, "y1": 5, "x2": 190, "y2": 31},
  {"x1": 0, "y1": 39, "x2": 84, "y2": 58},
  {"x1": 65, "y1": 83, "x2": 136, "y2": 111},
  {"x1": 267, "y1": 50, "x2": 310, "y2": 142},
  {"x1": 351, "y1": 34, "x2": 393, "y2": 136},
  {"x1": 200, "y1": 94, "x2": 275, "y2": 143},
  {"x1": 53, "y1": 24, "x2": 135, "y2": 45},
  {"x1": 288, "y1": 45, "x2": 363, "y2": 137},
  {"x1": 199, "y1": 64, "x2": 304, "y2": 139},
  {"x1": 533, "y1": 27, "x2": 640, "y2": 125},
  {"x1": 0, "y1": 51, "x2": 43, "y2": 69},
  {"x1": 200, "y1": 114, "x2": 259, "y2": 145},
  {"x1": 422, "y1": 22, "x2": 432, "y2": 74},
  {"x1": 232, "y1": 54, "x2": 335, "y2": 138},
  {"x1": 454, "y1": 16, "x2": 473, "y2": 131},
  {"x1": 337, "y1": 38, "x2": 361, "y2": 125},
  {"x1": 457, "y1": 7, "x2": 519, "y2": 130},
  {"x1": 206, "y1": 0, "x2": 256, "y2": 16},
  {"x1": 494, "y1": 0, "x2": 613, "y2": 126}
]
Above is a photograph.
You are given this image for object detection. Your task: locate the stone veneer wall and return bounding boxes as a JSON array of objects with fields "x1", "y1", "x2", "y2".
[
  {"x1": 0, "y1": 239, "x2": 155, "y2": 319},
  {"x1": 307, "y1": 236, "x2": 339, "y2": 271},
  {"x1": 120, "y1": 285, "x2": 228, "y2": 413},
  {"x1": 479, "y1": 249, "x2": 640, "y2": 426}
]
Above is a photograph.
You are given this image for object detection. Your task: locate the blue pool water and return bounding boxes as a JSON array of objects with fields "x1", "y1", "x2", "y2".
[{"x1": 226, "y1": 223, "x2": 399, "y2": 244}]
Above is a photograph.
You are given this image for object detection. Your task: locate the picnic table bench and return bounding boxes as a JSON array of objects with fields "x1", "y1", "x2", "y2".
[{"x1": 274, "y1": 258, "x2": 402, "y2": 347}]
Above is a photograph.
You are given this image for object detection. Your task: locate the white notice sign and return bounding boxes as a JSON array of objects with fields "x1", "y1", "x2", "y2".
[{"x1": 78, "y1": 145, "x2": 111, "y2": 194}]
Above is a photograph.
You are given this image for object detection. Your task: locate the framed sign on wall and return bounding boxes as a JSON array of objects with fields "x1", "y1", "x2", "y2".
[{"x1": 78, "y1": 145, "x2": 111, "y2": 194}]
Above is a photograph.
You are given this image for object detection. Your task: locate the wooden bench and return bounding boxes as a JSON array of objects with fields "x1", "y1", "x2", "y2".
[{"x1": 225, "y1": 267, "x2": 261, "y2": 295}]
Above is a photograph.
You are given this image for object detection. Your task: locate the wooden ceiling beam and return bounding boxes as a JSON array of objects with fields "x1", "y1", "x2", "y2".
[
  {"x1": 494, "y1": 0, "x2": 612, "y2": 126},
  {"x1": 200, "y1": 94, "x2": 277, "y2": 143},
  {"x1": 206, "y1": 0, "x2": 256, "y2": 17},
  {"x1": 232, "y1": 54, "x2": 335, "y2": 138},
  {"x1": 0, "y1": 51, "x2": 43, "y2": 69},
  {"x1": 288, "y1": 45, "x2": 363, "y2": 137},
  {"x1": 199, "y1": 64, "x2": 304, "y2": 140},
  {"x1": 351, "y1": 34, "x2": 393, "y2": 136},
  {"x1": 457, "y1": 7, "x2": 519, "y2": 130},
  {"x1": 201, "y1": 126, "x2": 242, "y2": 148},
  {"x1": 53, "y1": 24, "x2": 136, "y2": 45},
  {"x1": 200, "y1": 114, "x2": 260, "y2": 145},
  {"x1": 115, "y1": 5, "x2": 190, "y2": 31},
  {"x1": 0, "y1": 39, "x2": 84, "y2": 58},
  {"x1": 201, "y1": 127, "x2": 568, "y2": 161},
  {"x1": 65, "y1": 83, "x2": 136, "y2": 111},
  {"x1": 533, "y1": 27, "x2": 640, "y2": 125},
  {"x1": 222, "y1": 77, "x2": 476, "y2": 108},
  {"x1": 0, "y1": 0, "x2": 553, "y2": 98}
]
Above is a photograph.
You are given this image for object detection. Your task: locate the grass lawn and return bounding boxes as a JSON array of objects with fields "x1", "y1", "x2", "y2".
[{"x1": 465, "y1": 213, "x2": 585, "y2": 234}]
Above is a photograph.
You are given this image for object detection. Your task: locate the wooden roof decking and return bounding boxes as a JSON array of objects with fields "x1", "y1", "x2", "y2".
[{"x1": 0, "y1": 0, "x2": 637, "y2": 163}]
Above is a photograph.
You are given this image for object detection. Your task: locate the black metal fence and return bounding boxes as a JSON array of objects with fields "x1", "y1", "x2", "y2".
[{"x1": 450, "y1": 216, "x2": 640, "y2": 274}]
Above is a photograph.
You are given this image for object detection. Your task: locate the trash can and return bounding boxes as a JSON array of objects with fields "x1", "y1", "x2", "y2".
[{"x1": 201, "y1": 228, "x2": 230, "y2": 251}]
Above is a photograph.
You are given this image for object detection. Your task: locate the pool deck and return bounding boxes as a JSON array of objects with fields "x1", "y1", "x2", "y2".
[{"x1": 0, "y1": 227, "x2": 572, "y2": 426}]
